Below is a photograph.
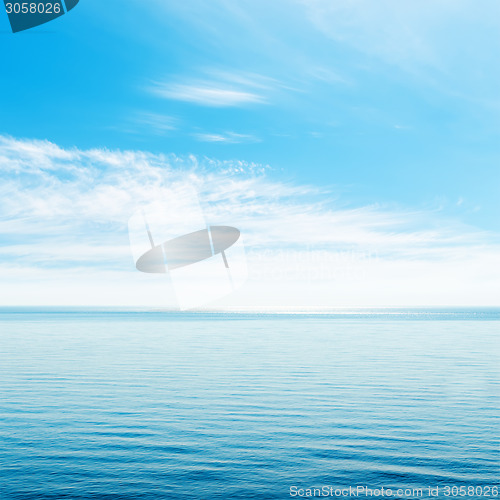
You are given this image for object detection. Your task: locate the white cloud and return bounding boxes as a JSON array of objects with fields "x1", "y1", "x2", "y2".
[
  {"x1": 139, "y1": 0, "x2": 499, "y2": 109},
  {"x1": 300, "y1": 0, "x2": 440, "y2": 67},
  {"x1": 298, "y1": 0, "x2": 500, "y2": 102},
  {"x1": 1, "y1": 135, "x2": 499, "y2": 308},
  {"x1": 150, "y1": 81, "x2": 265, "y2": 107},
  {"x1": 148, "y1": 69, "x2": 282, "y2": 107},
  {"x1": 132, "y1": 112, "x2": 177, "y2": 133},
  {"x1": 194, "y1": 131, "x2": 260, "y2": 143}
]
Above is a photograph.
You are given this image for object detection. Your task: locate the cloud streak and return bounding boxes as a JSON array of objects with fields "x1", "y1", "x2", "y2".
[
  {"x1": 148, "y1": 69, "x2": 282, "y2": 107},
  {"x1": 194, "y1": 131, "x2": 260, "y2": 143},
  {"x1": 131, "y1": 112, "x2": 177, "y2": 134},
  {"x1": 150, "y1": 82, "x2": 265, "y2": 107},
  {"x1": 298, "y1": 0, "x2": 500, "y2": 103}
]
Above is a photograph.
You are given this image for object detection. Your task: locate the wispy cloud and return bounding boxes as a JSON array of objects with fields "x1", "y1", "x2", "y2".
[
  {"x1": 1, "y1": 135, "x2": 499, "y2": 307},
  {"x1": 150, "y1": 82, "x2": 265, "y2": 107},
  {"x1": 149, "y1": 70, "x2": 276, "y2": 107},
  {"x1": 194, "y1": 131, "x2": 260, "y2": 143},
  {"x1": 298, "y1": 0, "x2": 500, "y2": 103},
  {"x1": 132, "y1": 112, "x2": 177, "y2": 134}
]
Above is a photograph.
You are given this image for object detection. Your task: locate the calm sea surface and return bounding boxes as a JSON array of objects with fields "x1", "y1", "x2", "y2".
[{"x1": 0, "y1": 309, "x2": 498, "y2": 499}]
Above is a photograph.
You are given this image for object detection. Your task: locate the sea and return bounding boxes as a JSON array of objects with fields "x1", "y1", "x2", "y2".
[{"x1": 0, "y1": 308, "x2": 498, "y2": 499}]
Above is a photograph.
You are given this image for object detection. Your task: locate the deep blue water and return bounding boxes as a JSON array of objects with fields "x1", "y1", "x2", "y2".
[{"x1": 0, "y1": 309, "x2": 498, "y2": 499}]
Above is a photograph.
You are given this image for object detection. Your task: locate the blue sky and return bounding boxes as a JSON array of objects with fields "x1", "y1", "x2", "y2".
[{"x1": 0, "y1": 1, "x2": 499, "y2": 307}]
